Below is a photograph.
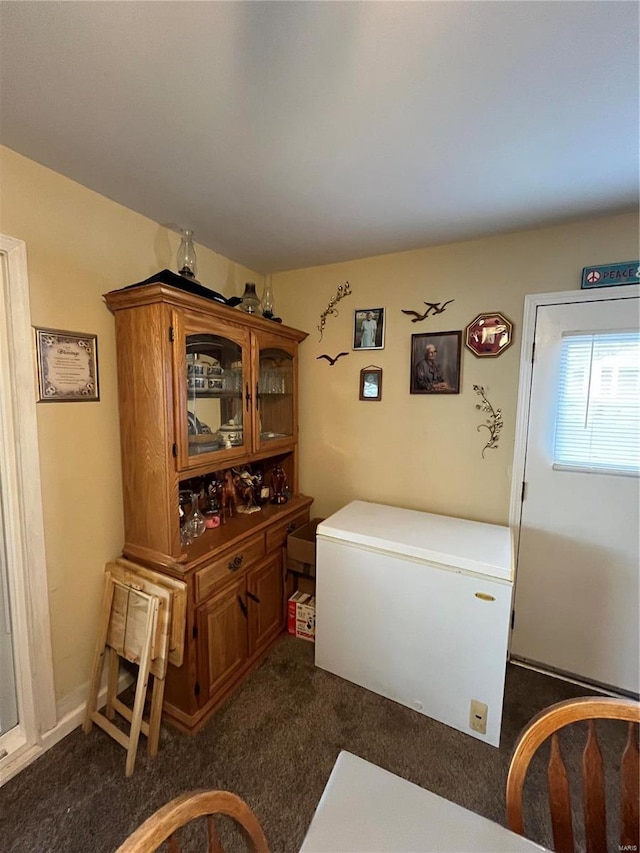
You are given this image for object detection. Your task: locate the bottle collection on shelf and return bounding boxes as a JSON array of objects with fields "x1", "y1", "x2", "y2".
[
  {"x1": 179, "y1": 463, "x2": 290, "y2": 546},
  {"x1": 176, "y1": 230, "x2": 282, "y2": 322}
]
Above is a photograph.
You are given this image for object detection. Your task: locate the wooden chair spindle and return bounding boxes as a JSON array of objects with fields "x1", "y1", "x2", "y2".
[
  {"x1": 620, "y1": 721, "x2": 639, "y2": 850},
  {"x1": 582, "y1": 720, "x2": 607, "y2": 853},
  {"x1": 207, "y1": 815, "x2": 224, "y2": 853},
  {"x1": 548, "y1": 732, "x2": 575, "y2": 853}
]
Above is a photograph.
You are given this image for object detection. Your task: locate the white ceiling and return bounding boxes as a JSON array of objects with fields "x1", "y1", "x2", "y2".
[{"x1": 1, "y1": 1, "x2": 638, "y2": 273}]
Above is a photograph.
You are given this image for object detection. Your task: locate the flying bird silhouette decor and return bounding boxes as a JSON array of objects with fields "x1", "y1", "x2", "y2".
[
  {"x1": 401, "y1": 299, "x2": 455, "y2": 322},
  {"x1": 317, "y1": 352, "x2": 349, "y2": 366}
]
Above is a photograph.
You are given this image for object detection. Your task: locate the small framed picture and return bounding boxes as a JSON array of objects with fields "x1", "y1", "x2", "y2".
[
  {"x1": 34, "y1": 327, "x2": 100, "y2": 402},
  {"x1": 359, "y1": 367, "x2": 383, "y2": 401},
  {"x1": 410, "y1": 330, "x2": 462, "y2": 395},
  {"x1": 353, "y1": 308, "x2": 385, "y2": 350},
  {"x1": 465, "y1": 313, "x2": 514, "y2": 358}
]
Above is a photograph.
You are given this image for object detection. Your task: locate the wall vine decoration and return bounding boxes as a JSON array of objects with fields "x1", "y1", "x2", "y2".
[
  {"x1": 318, "y1": 281, "x2": 352, "y2": 341},
  {"x1": 401, "y1": 300, "x2": 454, "y2": 323},
  {"x1": 473, "y1": 385, "x2": 503, "y2": 458}
]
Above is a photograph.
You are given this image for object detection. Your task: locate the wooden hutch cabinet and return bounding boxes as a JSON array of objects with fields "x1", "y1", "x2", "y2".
[{"x1": 104, "y1": 282, "x2": 312, "y2": 732}]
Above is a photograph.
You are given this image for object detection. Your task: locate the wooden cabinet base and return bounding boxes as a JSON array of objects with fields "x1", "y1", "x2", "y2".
[
  {"x1": 162, "y1": 628, "x2": 285, "y2": 735},
  {"x1": 135, "y1": 497, "x2": 311, "y2": 737}
]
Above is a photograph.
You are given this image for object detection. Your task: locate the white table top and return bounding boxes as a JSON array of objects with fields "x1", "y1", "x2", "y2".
[{"x1": 300, "y1": 751, "x2": 549, "y2": 853}]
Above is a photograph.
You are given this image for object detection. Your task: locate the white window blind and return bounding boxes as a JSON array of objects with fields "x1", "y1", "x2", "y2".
[{"x1": 553, "y1": 331, "x2": 640, "y2": 476}]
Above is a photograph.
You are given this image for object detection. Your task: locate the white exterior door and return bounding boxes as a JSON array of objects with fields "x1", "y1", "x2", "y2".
[{"x1": 511, "y1": 291, "x2": 639, "y2": 694}]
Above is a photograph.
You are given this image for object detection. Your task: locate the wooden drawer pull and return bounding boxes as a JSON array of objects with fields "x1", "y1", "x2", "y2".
[
  {"x1": 286, "y1": 521, "x2": 297, "y2": 534},
  {"x1": 228, "y1": 555, "x2": 244, "y2": 571},
  {"x1": 246, "y1": 591, "x2": 260, "y2": 604}
]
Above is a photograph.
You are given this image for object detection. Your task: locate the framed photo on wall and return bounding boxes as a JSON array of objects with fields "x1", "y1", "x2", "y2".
[
  {"x1": 465, "y1": 312, "x2": 514, "y2": 358},
  {"x1": 359, "y1": 366, "x2": 383, "y2": 401},
  {"x1": 353, "y1": 308, "x2": 385, "y2": 350},
  {"x1": 34, "y1": 327, "x2": 100, "y2": 401},
  {"x1": 410, "y1": 330, "x2": 462, "y2": 394}
]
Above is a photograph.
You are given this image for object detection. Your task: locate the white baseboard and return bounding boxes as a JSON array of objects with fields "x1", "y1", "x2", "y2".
[
  {"x1": 0, "y1": 670, "x2": 133, "y2": 787},
  {"x1": 510, "y1": 657, "x2": 638, "y2": 700},
  {"x1": 0, "y1": 742, "x2": 43, "y2": 787}
]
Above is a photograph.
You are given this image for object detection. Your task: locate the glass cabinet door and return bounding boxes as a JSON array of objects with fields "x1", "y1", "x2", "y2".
[
  {"x1": 175, "y1": 313, "x2": 251, "y2": 469},
  {"x1": 187, "y1": 333, "x2": 245, "y2": 459},
  {"x1": 256, "y1": 344, "x2": 295, "y2": 449}
]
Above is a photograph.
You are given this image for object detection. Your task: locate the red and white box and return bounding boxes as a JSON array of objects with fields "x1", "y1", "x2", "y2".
[{"x1": 287, "y1": 591, "x2": 316, "y2": 642}]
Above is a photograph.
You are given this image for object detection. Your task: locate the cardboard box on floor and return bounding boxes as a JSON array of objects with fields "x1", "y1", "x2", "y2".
[
  {"x1": 287, "y1": 517, "x2": 324, "y2": 574},
  {"x1": 287, "y1": 591, "x2": 316, "y2": 642},
  {"x1": 287, "y1": 517, "x2": 324, "y2": 598}
]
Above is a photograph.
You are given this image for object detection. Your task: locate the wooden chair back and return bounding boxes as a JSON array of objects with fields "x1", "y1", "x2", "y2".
[
  {"x1": 115, "y1": 790, "x2": 269, "y2": 853},
  {"x1": 506, "y1": 696, "x2": 639, "y2": 853}
]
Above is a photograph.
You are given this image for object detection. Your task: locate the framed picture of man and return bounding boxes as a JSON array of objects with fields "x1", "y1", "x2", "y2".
[
  {"x1": 353, "y1": 308, "x2": 385, "y2": 350},
  {"x1": 410, "y1": 331, "x2": 462, "y2": 394}
]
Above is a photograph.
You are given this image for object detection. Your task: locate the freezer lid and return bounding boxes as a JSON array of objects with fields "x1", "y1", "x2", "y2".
[{"x1": 317, "y1": 501, "x2": 513, "y2": 582}]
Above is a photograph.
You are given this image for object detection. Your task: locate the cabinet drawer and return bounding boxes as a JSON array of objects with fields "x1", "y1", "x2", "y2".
[
  {"x1": 196, "y1": 534, "x2": 265, "y2": 603},
  {"x1": 265, "y1": 509, "x2": 310, "y2": 554}
]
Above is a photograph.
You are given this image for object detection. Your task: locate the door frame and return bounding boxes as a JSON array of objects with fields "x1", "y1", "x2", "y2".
[
  {"x1": 509, "y1": 283, "x2": 640, "y2": 555},
  {"x1": 0, "y1": 235, "x2": 56, "y2": 785}
]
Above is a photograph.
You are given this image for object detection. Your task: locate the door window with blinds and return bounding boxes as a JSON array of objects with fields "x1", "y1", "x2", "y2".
[{"x1": 553, "y1": 331, "x2": 640, "y2": 475}]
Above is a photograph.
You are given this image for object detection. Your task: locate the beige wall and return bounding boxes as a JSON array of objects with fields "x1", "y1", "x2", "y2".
[
  {"x1": 1, "y1": 144, "x2": 637, "y2": 709},
  {"x1": 275, "y1": 212, "x2": 639, "y2": 525},
  {"x1": 0, "y1": 146, "x2": 261, "y2": 705}
]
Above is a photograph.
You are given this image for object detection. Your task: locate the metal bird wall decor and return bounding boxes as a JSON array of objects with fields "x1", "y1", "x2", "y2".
[
  {"x1": 401, "y1": 299, "x2": 455, "y2": 323},
  {"x1": 317, "y1": 352, "x2": 349, "y2": 366}
]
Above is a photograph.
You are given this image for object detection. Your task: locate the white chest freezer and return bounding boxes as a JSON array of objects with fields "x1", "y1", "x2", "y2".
[{"x1": 315, "y1": 501, "x2": 514, "y2": 747}]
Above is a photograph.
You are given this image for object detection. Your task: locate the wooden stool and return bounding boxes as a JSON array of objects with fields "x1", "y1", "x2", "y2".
[{"x1": 83, "y1": 570, "x2": 172, "y2": 776}]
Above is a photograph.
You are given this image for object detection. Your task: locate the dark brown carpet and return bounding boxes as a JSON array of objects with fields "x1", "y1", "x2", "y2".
[{"x1": 0, "y1": 635, "x2": 627, "y2": 852}]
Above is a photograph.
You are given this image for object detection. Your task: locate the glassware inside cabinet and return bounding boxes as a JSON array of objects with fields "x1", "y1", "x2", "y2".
[
  {"x1": 179, "y1": 489, "x2": 206, "y2": 545},
  {"x1": 258, "y1": 348, "x2": 293, "y2": 442},
  {"x1": 186, "y1": 333, "x2": 244, "y2": 458}
]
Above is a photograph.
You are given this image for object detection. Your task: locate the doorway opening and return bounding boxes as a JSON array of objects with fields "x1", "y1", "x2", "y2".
[
  {"x1": 0, "y1": 235, "x2": 56, "y2": 784},
  {"x1": 0, "y1": 481, "x2": 18, "y2": 739}
]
